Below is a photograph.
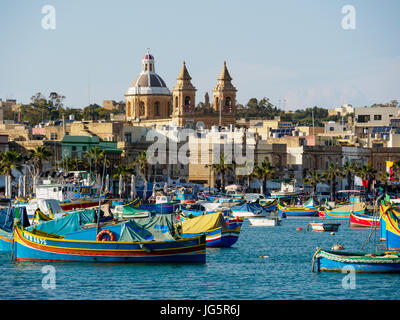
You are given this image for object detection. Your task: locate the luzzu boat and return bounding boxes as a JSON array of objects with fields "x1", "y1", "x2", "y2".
[
  {"x1": 179, "y1": 212, "x2": 242, "y2": 247},
  {"x1": 312, "y1": 199, "x2": 400, "y2": 273},
  {"x1": 260, "y1": 198, "x2": 278, "y2": 212},
  {"x1": 277, "y1": 198, "x2": 319, "y2": 217},
  {"x1": 12, "y1": 210, "x2": 206, "y2": 263},
  {"x1": 312, "y1": 248, "x2": 400, "y2": 273},
  {"x1": 324, "y1": 202, "x2": 366, "y2": 219},
  {"x1": 350, "y1": 211, "x2": 380, "y2": 228},
  {"x1": 381, "y1": 201, "x2": 400, "y2": 251}
]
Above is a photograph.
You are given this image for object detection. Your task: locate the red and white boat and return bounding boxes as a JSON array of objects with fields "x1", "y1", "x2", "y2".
[{"x1": 350, "y1": 211, "x2": 380, "y2": 228}]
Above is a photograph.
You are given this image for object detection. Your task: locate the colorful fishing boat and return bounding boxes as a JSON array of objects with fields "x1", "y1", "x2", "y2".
[
  {"x1": 350, "y1": 211, "x2": 380, "y2": 228},
  {"x1": 312, "y1": 248, "x2": 400, "y2": 273},
  {"x1": 260, "y1": 198, "x2": 278, "y2": 212},
  {"x1": 179, "y1": 212, "x2": 241, "y2": 248},
  {"x1": 0, "y1": 206, "x2": 30, "y2": 251},
  {"x1": 277, "y1": 200, "x2": 319, "y2": 217},
  {"x1": 380, "y1": 201, "x2": 400, "y2": 251},
  {"x1": 12, "y1": 212, "x2": 206, "y2": 263},
  {"x1": 324, "y1": 202, "x2": 366, "y2": 219}
]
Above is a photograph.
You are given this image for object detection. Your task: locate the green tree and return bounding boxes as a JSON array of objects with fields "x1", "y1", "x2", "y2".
[
  {"x1": 211, "y1": 153, "x2": 235, "y2": 192},
  {"x1": 323, "y1": 161, "x2": 343, "y2": 201},
  {"x1": 356, "y1": 162, "x2": 377, "y2": 193},
  {"x1": 303, "y1": 169, "x2": 324, "y2": 195},
  {"x1": 0, "y1": 151, "x2": 23, "y2": 197},
  {"x1": 134, "y1": 151, "x2": 149, "y2": 184},
  {"x1": 342, "y1": 161, "x2": 358, "y2": 190},
  {"x1": 28, "y1": 146, "x2": 53, "y2": 178},
  {"x1": 254, "y1": 158, "x2": 276, "y2": 194},
  {"x1": 87, "y1": 146, "x2": 106, "y2": 183}
]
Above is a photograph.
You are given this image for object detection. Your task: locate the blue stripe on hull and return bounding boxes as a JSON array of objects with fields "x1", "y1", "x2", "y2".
[{"x1": 317, "y1": 255, "x2": 400, "y2": 272}]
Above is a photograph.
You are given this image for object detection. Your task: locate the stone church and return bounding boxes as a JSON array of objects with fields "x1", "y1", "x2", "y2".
[{"x1": 125, "y1": 51, "x2": 237, "y2": 128}]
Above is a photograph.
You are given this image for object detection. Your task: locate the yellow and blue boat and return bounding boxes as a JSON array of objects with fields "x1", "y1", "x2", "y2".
[
  {"x1": 12, "y1": 210, "x2": 206, "y2": 263},
  {"x1": 277, "y1": 198, "x2": 319, "y2": 217}
]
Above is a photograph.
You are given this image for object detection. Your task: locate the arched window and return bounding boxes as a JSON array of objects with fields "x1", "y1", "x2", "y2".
[
  {"x1": 225, "y1": 97, "x2": 231, "y2": 107},
  {"x1": 184, "y1": 96, "x2": 191, "y2": 106},
  {"x1": 154, "y1": 101, "x2": 160, "y2": 116},
  {"x1": 145, "y1": 64, "x2": 148, "y2": 72},
  {"x1": 139, "y1": 102, "x2": 145, "y2": 116},
  {"x1": 149, "y1": 63, "x2": 152, "y2": 72}
]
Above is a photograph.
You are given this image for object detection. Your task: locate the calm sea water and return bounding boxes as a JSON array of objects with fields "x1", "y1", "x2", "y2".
[{"x1": 1, "y1": 217, "x2": 400, "y2": 300}]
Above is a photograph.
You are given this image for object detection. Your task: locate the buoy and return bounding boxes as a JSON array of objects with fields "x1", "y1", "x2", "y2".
[
  {"x1": 332, "y1": 243, "x2": 344, "y2": 250},
  {"x1": 330, "y1": 232, "x2": 335, "y2": 235},
  {"x1": 296, "y1": 227, "x2": 303, "y2": 231}
]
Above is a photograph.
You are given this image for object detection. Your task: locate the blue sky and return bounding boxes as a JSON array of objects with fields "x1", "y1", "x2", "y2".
[{"x1": 0, "y1": 0, "x2": 399, "y2": 110}]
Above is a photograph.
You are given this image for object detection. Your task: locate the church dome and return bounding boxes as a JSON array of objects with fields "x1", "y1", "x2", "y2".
[{"x1": 126, "y1": 51, "x2": 171, "y2": 96}]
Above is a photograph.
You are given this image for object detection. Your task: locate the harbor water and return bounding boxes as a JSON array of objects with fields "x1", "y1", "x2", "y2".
[{"x1": 1, "y1": 217, "x2": 400, "y2": 300}]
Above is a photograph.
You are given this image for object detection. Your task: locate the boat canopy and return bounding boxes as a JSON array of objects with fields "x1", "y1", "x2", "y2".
[
  {"x1": 119, "y1": 214, "x2": 178, "y2": 242},
  {"x1": 0, "y1": 206, "x2": 30, "y2": 232},
  {"x1": 180, "y1": 212, "x2": 228, "y2": 234},
  {"x1": 231, "y1": 202, "x2": 264, "y2": 214},
  {"x1": 26, "y1": 209, "x2": 96, "y2": 235}
]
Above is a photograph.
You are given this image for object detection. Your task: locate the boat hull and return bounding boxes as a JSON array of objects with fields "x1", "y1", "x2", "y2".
[
  {"x1": 307, "y1": 223, "x2": 340, "y2": 232},
  {"x1": 13, "y1": 227, "x2": 206, "y2": 263},
  {"x1": 248, "y1": 217, "x2": 281, "y2": 226},
  {"x1": 350, "y1": 212, "x2": 380, "y2": 228},
  {"x1": 183, "y1": 227, "x2": 240, "y2": 248},
  {"x1": 277, "y1": 203, "x2": 319, "y2": 217},
  {"x1": 324, "y1": 203, "x2": 366, "y2": 220},
  {"x1": 314, "y1": 249, "x2": 400, "y2": 273},
  {"x1": 0, "y1": 229, "x2": 12, "y2": 251}
]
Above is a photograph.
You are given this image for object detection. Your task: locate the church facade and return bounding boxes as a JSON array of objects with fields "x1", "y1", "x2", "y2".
[{"x1": 125, "y1": 51, "x2": 237, "y2": 128}]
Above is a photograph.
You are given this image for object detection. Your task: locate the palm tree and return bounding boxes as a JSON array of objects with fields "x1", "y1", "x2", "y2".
[
  {"x1": 254, "y1": 158, "x2": 276, "y2": 194},
  {"x1": 211, "y1": 153, "x2": 235, "y2": 192},
  {"x1": 342, "y1": 161, "x2": 357, "y2": 190},
  {"x1": 28, "y1": 146, "x2": 52, "y2": 178},
  {"x1": 377, "y1": 171, "x2": 390, "y2": 194},
  {"x1": 134, "y1": 151, "x2": 149, "y2": 184},
  {"x1": 113, "y1": 164, "x2": 135, "y2": 198},
  {"x1": 303, "y1": 169, "x2": 324, "y2": 196},
  {"x1": 0, "y1": 151, "x2": 23, "y2": 197},
  {"x1": 87, "y1": 146, "x2": 105, "y2": 183},
  {"x1": 356, "y1": 161, "x2": 377, "y2": 194},
  {"x1": 323, "y1": 161, "x2": 343, "y2": 201}
]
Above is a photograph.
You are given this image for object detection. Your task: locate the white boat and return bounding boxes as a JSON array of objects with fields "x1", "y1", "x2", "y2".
[
  {"x1": 307, "y1": 222, "x2": 341, "y2": 232},
  {"x1": 270, "y1": 181, "x2": 303, "y2": 198},
  {"x1": 249, "y1": 217, "x2": 282, "y2": 226}
]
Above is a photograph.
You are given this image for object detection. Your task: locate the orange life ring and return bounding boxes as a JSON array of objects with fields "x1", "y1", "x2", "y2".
[
  {"x1": 181, "y1": 200, "x2": 196, "y2": 204},
  {"x1": 96, "y1": 230, "x2": 115, "y2": 242}
]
